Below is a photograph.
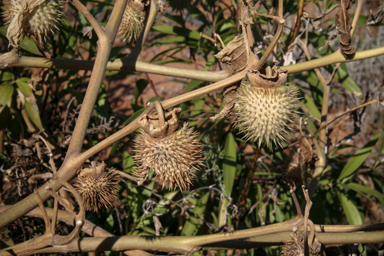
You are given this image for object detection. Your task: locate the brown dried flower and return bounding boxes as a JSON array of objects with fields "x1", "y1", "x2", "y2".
[
  {"x1": 133, "y1": 107, "x2": 204, "y2": 191},
  {"x1": 2, "y1": 0, "x2": 64, "y2": 47},
  {"x1": 73, "y1": 162, "x2": 121, "y2": 211}
]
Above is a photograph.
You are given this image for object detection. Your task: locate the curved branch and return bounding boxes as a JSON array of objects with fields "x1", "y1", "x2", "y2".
[{"x1": 3, "y1": 47, "x2": 384, "y2": 81}]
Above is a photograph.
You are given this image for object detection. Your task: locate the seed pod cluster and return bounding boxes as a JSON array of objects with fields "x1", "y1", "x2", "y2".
[
  {"x1": 73, "y1": 162, "x2": 121, "y2": 212},
  {"x1": 2, "y1": 0, "x2": 64, "y2": 47},
  {"x1": 233, "y1": 66, "x2": 298, "y2": 148},
  {"x1": 133, "y1": 105, "x2": 204, "y2": 191}
]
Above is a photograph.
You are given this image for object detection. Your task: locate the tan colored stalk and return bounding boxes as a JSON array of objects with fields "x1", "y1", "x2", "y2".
[
  {"x1": 4, "y1": 48, "x2": 384, "y2": 81},
  {"x1": 18, "y1": 229, "x2": 384, "y2": 254}
]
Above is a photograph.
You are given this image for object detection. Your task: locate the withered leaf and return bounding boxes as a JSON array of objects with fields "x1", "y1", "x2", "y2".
[
  {"x1": 367, "y1": 0, "x2": 384, "y2": 26},
  {"x1": 334, "y1": 0, "x2": 355, "y2": 57},
  {"x1": 214, "y1": 32, "x2": 249, "y2": 76},
  {"x1": 286, "y1": 136, "x2": 314, "y2": 185}
]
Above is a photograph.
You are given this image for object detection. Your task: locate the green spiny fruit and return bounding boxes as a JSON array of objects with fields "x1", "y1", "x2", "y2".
[
  {"x1": 2, "y1": 0, "x2": 63, "y2": 46},
  {"x1": 234, "y1": 80, "x2": 298, "y2": 148}
]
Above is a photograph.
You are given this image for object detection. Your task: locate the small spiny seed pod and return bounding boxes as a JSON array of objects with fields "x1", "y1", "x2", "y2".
[
  {"x1": 166, "y1": 0, "x2": 192, "y2": 12},
  {"x1": 233, "y1": 66, "x2": 298, "y2": 148},
  {"x1": 133, "y1": 106, "x2": 204, "y2": 191},
  {"x1": 2, "y1": 0, "x2": 64, "y2": 47},
  {"x1": 118, "y1": 0, "x2": 146, "y2": 43},
  {"x1": 73, "y1": 162, "x2": 121, "y2": 212}
]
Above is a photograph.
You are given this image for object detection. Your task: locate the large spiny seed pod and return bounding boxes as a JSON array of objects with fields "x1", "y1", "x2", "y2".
[
  {"x1": 133, "y1": 106, "x2": 204, "y2": 191},
  {"x1": 118, "y1": 0, "x2": 146, "y2": 43},
  {"x1": 73, "y1": 162, "x2": 121, "y2": 212},
  {"x1": 2, "y1": 0, "x2": 64, "y2": 47},
  {"x1": 166, "y1": 0, "x2": 192, "y2": 12},
  {"x1": 233, "y1": 66, "x2": 298, "y2": 148}
]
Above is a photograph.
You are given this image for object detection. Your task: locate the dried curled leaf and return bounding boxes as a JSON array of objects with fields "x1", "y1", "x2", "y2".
[
  {"x1": 214, "y1": 16, "x2": 256, "y2": 75},
  {"x1": 287, "y1": 136, "x2": 316, "y2": 185},
  {"x1": 335, "y1": 0, "x2": 355, "y2": 57}
]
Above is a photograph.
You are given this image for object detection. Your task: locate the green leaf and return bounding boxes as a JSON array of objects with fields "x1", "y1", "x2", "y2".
[
  {"x1": 0, "y1": 82, "x2": 14, "y2": 113},
  {"x1": 0, "y1": 71, "x2": 15, "y2": 81},
  {"x1": 181, "y1": 191, "x2": 210, "y2": 236},
  {"x1": 334, "y1": 65, "x2": 363, "y2": 99},
  {"x1": 25, "y1": 101, "x2": 43, "y2": 130},
  {"x1": 338, "y1": 134, "x2": 380, "y2": 181},
  {"x1": 338, "y1": 192, "x2": 363, "y2": 225},
  {"x1": 345, "y1": 182, "x2": 384, "y2": 207},
  {"x1": 223, "y1": 132, "x2": 237, "y2": 196},
  {"x1": 152, "y1": 25, "x2": 200, "y2": 40},
  {"x1": 123, "y1": 151, "x2": 135, "y2": 172},
  {"x1": 134, "y1": 79, "x2": 148, "y2": 102},
  {"x1": 300, "y1": 92, "x2": 321, "y2": 120}
]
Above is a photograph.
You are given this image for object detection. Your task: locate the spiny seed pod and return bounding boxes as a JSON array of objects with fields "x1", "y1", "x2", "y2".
[
  {"x1": 133, "y1": 107, "x2": 204, "y2": 191},
  {"x1": 2, "y1": 0, "x2": 64, "y2": 47},
  {"x1": 281, "y1": 232, "x2": 322, "y2": 256},
  {"x1": 73, "y1": 162, "x2": 121, "y2": 212},
  {"x1": 118, "y1": 0, "x2": 146, "y2": 43},
  {"x1": 233, "y1": 66, "x2": 298, "y2": 148},
  {"x1": 166, "y1": 0, "x2": 192, "y2": 12}
]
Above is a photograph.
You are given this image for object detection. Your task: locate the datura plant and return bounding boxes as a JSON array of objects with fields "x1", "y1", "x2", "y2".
[{"x1": 133, "y1": 102, "x2": 204, "y2": 191}]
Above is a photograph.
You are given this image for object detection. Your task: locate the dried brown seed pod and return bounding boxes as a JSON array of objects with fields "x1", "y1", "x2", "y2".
[
  {"x1": 281, "y1": 232, "x2": 322, "y2": 256},
  {"x1": 118, "y1": 0, "x2": 146, "y2": 43},
  {"x1": 2, "y1": 0, "x2": 64, "y2": 47},
  {"x1": 233, "y1": 66, "x2": 299, "y2": 148},
  {"x1": 133, "y1": 106, "x2": 204, "y2": 191},
  {"x1": 73, "y1": 162, "x2": 121, "y2": 212}
]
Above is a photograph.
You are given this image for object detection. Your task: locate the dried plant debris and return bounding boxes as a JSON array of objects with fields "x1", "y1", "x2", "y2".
[
  {"x1": 335, "y1": 0, "x2": 355, "y2": 57},
  {"x1": 133, "y1": 108, "x2": 204, "y2": 191},
  {"x1": 281, "y1": 232, "x2": 322, "y2": 256},
  {"x1": 1, "y1": 137, "x2": 53, "y2": 199},
  {"x1": 73, "y1": 162, "x2": 121, "y2": 211},
  {"x1": 286, "y1": 136, "x2": 316, "y2": 185},
  {"x1": 367, "y1": 0, "x2": 384, "y2": 26},
  {"x1": 215, "y1": 17, "x2": 256, "y2": 76},
  {"x1": 1, "y1": 0, "x2": 64, "y2": 47}
]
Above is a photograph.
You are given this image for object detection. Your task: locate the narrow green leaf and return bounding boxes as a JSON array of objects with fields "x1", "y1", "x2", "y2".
[
  {"x1": 181, "y1": 191, "x2": 210, "y2": 236},
  {"x1": 300, "y1": 92, "x2": 321, "y2": 121},
  {"x1": 223, "y1": 132, "x2": 237, "y2": 196},
  {"x1": 152, "y1": 25, "x2": 200, "y2": 40},
  {"x1": 134, "y1": 79, "x2": 148, "y2": 102},
  {"x1": 123, "y1": 151, "x2": 135, "y2": 172},
  {"x1": 345, "y1": 182, "x2": 384, "y2": 207},
  {"x1": 0, "y1": 82, "x2": 14, "y2": 113},
  {"x1": 338, "y1": 134, "x2": 380, "y2": 181},
  {"x1": 334, "y1": 66, "x2": 363, "y2": 99},
  {"x1": 338, "y1": 192, "x2": 363, "y2": 225}
]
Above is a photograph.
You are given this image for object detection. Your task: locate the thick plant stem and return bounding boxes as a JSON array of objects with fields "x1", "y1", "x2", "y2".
[{"x1": 3, "y1": 48, "x2": 384, "y2": 81}]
